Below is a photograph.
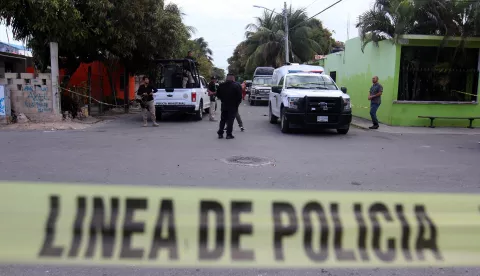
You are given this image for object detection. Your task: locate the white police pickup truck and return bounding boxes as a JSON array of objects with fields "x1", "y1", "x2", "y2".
[
  {"x1": 153, "y1": 59, "x2": 211, "y2": 120},
  {"x1": 268, "y1": 65, "x2": 352, "y2": 134}
]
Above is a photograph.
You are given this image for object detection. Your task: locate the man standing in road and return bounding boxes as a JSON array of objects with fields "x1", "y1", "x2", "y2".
[
  {"x1": 208, "y1": 76, "x2": 218, "y2": 121},
  {"x1": 368, "y1": 76, "x2": 383, "y2": 129},
  {"x1": 137, "y1": 76, "x2": 159, "y2": 127},
  {"x1": 216, "y1": 73, "x2": 242, "y2": 139}
]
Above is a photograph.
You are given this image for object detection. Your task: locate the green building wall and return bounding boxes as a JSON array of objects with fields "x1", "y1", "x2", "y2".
[{"x1": 323, "y1": 36, "x2": 480, "y2": 127}]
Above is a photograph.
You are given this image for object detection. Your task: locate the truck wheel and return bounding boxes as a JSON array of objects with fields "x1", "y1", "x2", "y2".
[
  {"x1": 280, "y1": 108, "x2": 290, "y2": 133},
  {"x1": 337, "y1": 126, "x2": 349, "y2": 134},
  {"x1": 195, "y1": 101, "x2": 203, "y2": 121},
  {"x1": 205, "y1": 107, "x2": 210, "y2": 114},
  {"x1": 269, "y1": 104, "x2": 278, "y2": 124}
]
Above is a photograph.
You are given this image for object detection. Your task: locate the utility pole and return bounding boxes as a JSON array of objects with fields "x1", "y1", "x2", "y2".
[
  {"x1": 284, "y1": 2, "x2": 289, "y2": 64},
  {"x1": 50, "y1": 42, "x2": 60, "y2": 116}
]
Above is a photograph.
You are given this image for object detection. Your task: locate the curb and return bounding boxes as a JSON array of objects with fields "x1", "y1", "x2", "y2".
[{"x1": 351, "y1": 122, "x2": 369, "y2": 130}]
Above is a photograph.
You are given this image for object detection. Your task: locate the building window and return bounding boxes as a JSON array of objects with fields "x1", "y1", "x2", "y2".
[
  {"x1": 330, "y1": 71, "x2": 337, "y2": 82},
  {"x1": 398, "y1": 46, "x2": 479, "y2": 102},
  {"x1": 119, "y1": 74, "x2": 125, "y2": 90}
]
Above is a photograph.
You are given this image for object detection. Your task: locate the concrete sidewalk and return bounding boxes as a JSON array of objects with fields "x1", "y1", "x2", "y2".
[{"x1": 351, "y1": 116, "x2": 480, "y2": 135}]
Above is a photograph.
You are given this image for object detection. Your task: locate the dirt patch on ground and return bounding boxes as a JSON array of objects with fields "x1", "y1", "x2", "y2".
[
  {"x1": 0, "y1": 118, "x2": 103, "y2": 131},
  {"x1": 1, "y1": 108, "x2": 138, "y2": 131},
  {"x1": 0, "y1": 115, "x2": 104, "y2": 131}
]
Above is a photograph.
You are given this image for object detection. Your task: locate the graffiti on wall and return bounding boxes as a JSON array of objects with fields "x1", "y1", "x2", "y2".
[
  {"x1": 0, "y1": 85, "x2": 5, "y2": 116},
  {"x1": 23, "y1": 85, "x2": 52, "y2": 113}
]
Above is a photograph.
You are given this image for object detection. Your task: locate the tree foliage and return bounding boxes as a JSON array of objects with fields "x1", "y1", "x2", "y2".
[
  {"x1": 193, "y1": 37, "x2": 214, "y2": 61},
  {"x1": 228, "y1": 6, "x2": 336, "y2": 79},
  {"x1": 0, "y1": 0, "x2": 191, "y2": 75},
  {"x1": 356, "y1": 0, "x2": 480, "y2": 51},
  {"x1": 212, "y1": 67, "x2": 226, "y2": 80},
  {"x1": 227, "y1": 41, "x2": 249, "y2": 79}
]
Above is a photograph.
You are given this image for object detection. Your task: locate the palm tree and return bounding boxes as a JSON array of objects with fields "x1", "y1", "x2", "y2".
[
  {"x1": 356, "y1": 0, "x2": 480, "y2": 51},
  {"x1": 244, "y1": 6, "x2": 331, "y2": 69},
  {"x1": 356, "y1": 0, "x2": 418, "y2": 51},
  {"x1": 244, "y1": 10, "x2": 282, "y2": 69},
  {"x1": 193, "y1": 37, "x2": 213, "y2": 61},
  {"x1": 443, "y1": 0, "x2": 480, "y2": 38}
]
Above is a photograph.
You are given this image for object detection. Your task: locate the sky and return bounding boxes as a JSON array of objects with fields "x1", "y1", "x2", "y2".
[{"x1": 0, "y1": 0, "x2": 375, "y2": 71}]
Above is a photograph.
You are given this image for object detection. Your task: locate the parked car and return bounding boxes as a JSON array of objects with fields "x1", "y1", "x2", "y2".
[
  {"x1": 249, "y1": 67, "x2": 274, "y2": 106},
  {"x1": 268, "y1": 64, "x2": 352, "y2": 134},
  {"x1": 153, "y1": 59, "x2": 212, "y2": 121}
]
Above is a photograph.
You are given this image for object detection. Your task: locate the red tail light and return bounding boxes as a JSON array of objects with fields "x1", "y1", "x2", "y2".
[{"x1": 191, "y1": 92, "x2": 197, "y2": 102}]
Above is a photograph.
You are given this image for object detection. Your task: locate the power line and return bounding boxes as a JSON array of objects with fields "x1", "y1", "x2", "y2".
[
  {"x1": 306, "y1": 0, "x2": 343, "y2": 22},
  {"x1": 305, "y1": 0, "x2": 320, "y2": 10},
  {"x1": 290, "y1": 0, "x2": 344, "y2": 30}
]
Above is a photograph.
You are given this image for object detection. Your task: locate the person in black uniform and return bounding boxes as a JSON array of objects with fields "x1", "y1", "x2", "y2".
[
  {"x1": 182, "y1": 51, "x2": 196, "y2": 88},
  {"x1": 137, "y1": 76, "x2": 158, "y2": 127},
  {"x1": 216, "y1": 74, "x2": 242, "y2": 139}
]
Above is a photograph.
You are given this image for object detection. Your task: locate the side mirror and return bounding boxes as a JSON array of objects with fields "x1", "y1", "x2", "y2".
[
  {"x1": 341, "y1": 87, "x2": 347, "y2": 94},
  {"x1": 271, "y1": 86, "x2": 282, "y2": 93}
]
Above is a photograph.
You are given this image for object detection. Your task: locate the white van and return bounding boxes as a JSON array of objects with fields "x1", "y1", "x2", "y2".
[{"x1": 268, "y1": 65, "x2": 352, "y2": 134}]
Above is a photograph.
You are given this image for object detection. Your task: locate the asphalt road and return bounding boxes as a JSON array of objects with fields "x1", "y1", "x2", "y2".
[{"x1": 1, "y1": 101, "x2": 480, "y2": 276}]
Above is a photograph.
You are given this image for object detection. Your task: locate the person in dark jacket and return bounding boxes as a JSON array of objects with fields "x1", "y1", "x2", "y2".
[
  {"x1": 182, "y1": 51, "x2": 196, "y2": 88},
  {"x1": 137, "y1": 76, "x2": 159, "y2": 127},
  {"x1": 216, "y1": 74, "x2": 242, "y2": 139}
]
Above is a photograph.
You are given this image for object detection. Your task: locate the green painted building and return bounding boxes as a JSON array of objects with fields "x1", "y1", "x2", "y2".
[{"x1": 322, "y1": 35, "x2": 480, "y2": 127}]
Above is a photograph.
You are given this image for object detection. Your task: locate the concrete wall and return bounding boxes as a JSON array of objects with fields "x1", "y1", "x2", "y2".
[
  {"x1": 0, "y1": 73, "x2": 60, "y2": 122},
  {"x1": 323, "y1": 36, "x2": 480, "y2": 127},
  {"x1": 323, "y1": 37, "x2": 399, "y2": 125}
]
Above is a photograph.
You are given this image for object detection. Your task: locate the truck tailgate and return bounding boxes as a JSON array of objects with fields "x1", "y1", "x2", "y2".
[{"x1": 154, "y1": 89, "x2": 193, "y2": 105}]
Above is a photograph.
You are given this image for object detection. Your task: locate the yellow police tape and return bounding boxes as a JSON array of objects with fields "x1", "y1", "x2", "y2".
[{"x1": 1, "y1": 182, "x2": 480, "y2": 268}]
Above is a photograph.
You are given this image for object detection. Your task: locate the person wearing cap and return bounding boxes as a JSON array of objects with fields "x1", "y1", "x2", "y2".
[{"x1": 208, "y1": 76, "x2": 218, "y2": 121}]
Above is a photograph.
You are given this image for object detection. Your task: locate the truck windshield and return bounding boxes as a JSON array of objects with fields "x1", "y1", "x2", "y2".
[
  {"x1": 286, "y1": 75, "x2": 338, "y2": 90},
  {"x1": 253, "y1": 77, "x2": 272, "y2": 85}
]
